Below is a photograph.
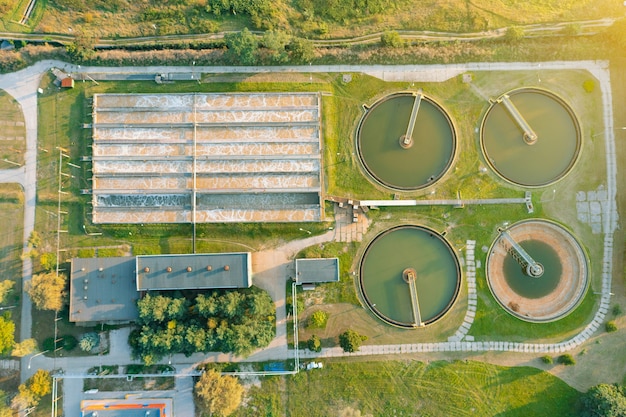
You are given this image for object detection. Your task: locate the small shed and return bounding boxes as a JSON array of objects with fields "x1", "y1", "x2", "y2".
[
  {"x1": 295, "y1": 258, "x2": 340, "y2": 285},
  {"x1": 61, "y1": 77, "x2": 75, "y2": 88}
]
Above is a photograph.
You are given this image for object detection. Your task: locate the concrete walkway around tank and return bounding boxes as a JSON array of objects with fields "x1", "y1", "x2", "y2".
[{"x1": 1, "y1": 61, "x2": 617, "y2": 415}]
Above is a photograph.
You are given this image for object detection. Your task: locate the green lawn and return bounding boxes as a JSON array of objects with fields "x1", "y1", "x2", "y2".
[{"x1": 234, "y1": 360, "x2": 580, "y2": 417}]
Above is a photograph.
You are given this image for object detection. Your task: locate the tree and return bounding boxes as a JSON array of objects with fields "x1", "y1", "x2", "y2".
[
  {"x1": 39, "y1": 252, "x2": 57, "y2": 272},
  {"x1": 288, "y1": 37, "x2": 315, "y2": 63},
  {"x1": 260, "y1": 31, "x2": 291, "y2": 64},
  {"x1": 0, "y1": 316, "x2": 14, "y2": 355},
  {"x1": 339, "y1": 329, "x2": 367, "y2": 353},
  {"x1": 28, "y1": 370, "x2": 51, "y2": 398},
  {"x1": 0, "y1": 280, "x2": 14, "y2": 304},
  {"x1": 79, "y1": 332, "x2": 100, "y2": 352},
  {"x1": 10, "y1": 384, "x2": 35, "y2": 411},
  {"x1": 579, "y1": 384, "x2": 626, "y2": 417},
  {"x1": 224, "y1": 28, "x2": 258, "y2": 65},
  {"x1": 307, "y1": 334, "x2": 321, "y2": 352},
  {"x1": 381, "y1": 31, "x2": 403, "y2": 48},
  {"x1": 66, "y1": 31, "x2": 96, "y2": 61},
  {"x1": 308, "y1": 310, "x2": 328, "y2": 329},
  {"x1": 195, "y1": 369, "x2": 244, "y2": 417},
  {"x1": 27, "y1": 272, "x2": 67, "y2": 311},
  {"x1": 0, "y1": 390, "x2": 12, "y2": 417},
  {"x1": 11, "y1": 338, "x2": 37, "y2": 357}
]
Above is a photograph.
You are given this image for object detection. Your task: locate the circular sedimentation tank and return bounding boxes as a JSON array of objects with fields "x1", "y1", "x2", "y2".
[
  {"x1": 359, "y1": 225, "x2": 461, "y2": 328},
  {"x1": 486, "y1": 219, "x2": 588, "y2": 322},
  {"x1": 356, "y1": 92, "x2": 456, "y2": 191},
  {"x1": 480, "y1": 88, "x2": 581, "y2": 187}
]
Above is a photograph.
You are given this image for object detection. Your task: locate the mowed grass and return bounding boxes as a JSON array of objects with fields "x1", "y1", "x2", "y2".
[
  {"x1": 234, "y1": 360, "x2": 579, "y2": 417},
  {"x1": 0, "y1": 90, "x2": 26, "y2": 168}
]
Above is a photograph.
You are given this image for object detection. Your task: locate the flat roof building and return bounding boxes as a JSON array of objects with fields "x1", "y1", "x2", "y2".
[
  {"x1": 295, "y1": 258, "x2": 340, "y2": 285},
  {"x1": 69, "y1": 257, "x2": 138, "y2": 325},
  {"x1": 136, "y1": 253, "x2": 252, "y2": 291},
  {"x1": 70, "y1": 253, "x2": 252, "y2": 325}
]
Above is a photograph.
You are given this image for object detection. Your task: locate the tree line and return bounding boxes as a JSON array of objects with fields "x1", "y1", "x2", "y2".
[{"x1": 129, "y1": 288, "x2": 275, "y2": 364}]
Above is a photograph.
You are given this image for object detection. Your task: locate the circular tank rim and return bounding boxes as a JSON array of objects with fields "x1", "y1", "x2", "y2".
[
  {"x1": 479, "y1": 87, "x2": 582, "y2": 188},
  {"x1": 358, "y1": 224, "x2": 462, "y2": 328},
  {"x1": 356, "y1": 92, "x2": 458, "y2": 191},
  {"x1": 485, "y1": 218, "x2": 589, "y2": 323}
]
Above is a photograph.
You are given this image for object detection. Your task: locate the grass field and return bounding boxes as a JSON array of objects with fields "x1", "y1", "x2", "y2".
[
  {"x1": 0, "y1": 90, "x2": 26, "y2": 169},
  {"x1": 233, "y1": 360, "x2": 579, "y2": 417},
  {"x1": 12, "y1": 0, "x2": 623, "y2": 41}
]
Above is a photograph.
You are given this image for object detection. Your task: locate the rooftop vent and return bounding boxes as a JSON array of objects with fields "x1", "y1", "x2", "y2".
[
  {"x1": 187, "y1": 266, "x2": 192, "y2": 272},
  {"x1": 166, "y1": 266, "x2": 172, "y2": 272},
  {"x1": 144, "y1": 267, "x2": 150, "y2": 273},
  {"x1": 206, "y1": 265, "x2": 212, "y2": 271},
  {"x1": 224, "y1": 265, "x2": 230, "y2": 271}
]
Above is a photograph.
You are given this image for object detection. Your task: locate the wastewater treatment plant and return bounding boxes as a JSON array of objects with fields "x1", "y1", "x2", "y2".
[{"x1": 70, "y1": 63, "x2": 612, "y2": 348}]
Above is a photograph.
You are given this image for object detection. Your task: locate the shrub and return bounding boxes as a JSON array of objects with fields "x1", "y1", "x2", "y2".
[
  {"x1": 579, "y1": 383, "x2": 626, "y2": 417},
  {"x1": 540, "y1": 355, "x2": 553, "y2": 364},
  {"x1": 612, "y1": 304, "x2": 622, "y2": 316},
  {"x1": 307, "y1": 335, "x2": 321, "y2": 352},
  {"x1": 583, "y1": 79, "x2": 595, "y2": 93},
  {"x1": 557, "y1": 354, "x2": 576, "y2": 366},
  {"x1": 79, "y1": 332, "x2": 100, "y2": 352},
  {"x1": 307, "y1": 310, "x2": 329, "y2": 329},
  {"x1": 381, "y1": 31, "x2": 403, "y2": 48},
  {"x1": 605, "y1": 321, "x2": 617, "y2": 333}
]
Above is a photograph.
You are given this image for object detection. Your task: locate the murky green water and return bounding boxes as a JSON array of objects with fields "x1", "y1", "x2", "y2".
[
  {"x1": 358, "y1": 94, "x2": 455, "y2": 190},
  {"x1": 482, "y1": 89, "x2": 580, "y2": 187},
  {"x1": 360, "y1": 226, "x2": 460, "y2": 326},
  {"x1": 503, "y1": 239, "x2": 562, "y2": 298}
]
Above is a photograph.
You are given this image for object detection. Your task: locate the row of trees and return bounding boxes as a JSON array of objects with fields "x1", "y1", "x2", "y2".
[{"x1": 130, "y1": 288, "x2": 275, "y2": 364}]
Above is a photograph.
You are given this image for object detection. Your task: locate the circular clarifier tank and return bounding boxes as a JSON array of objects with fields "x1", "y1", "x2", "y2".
[
  {"x1": 357, "y1": 93, "x2": 456, "y2": 191},
  {"x1": 486, "y1": 219, "x2": 588, "y2": 322},
  {"x1": 480, "y1": 88, "x2": 581, "y2": 187},
  {"x1": 359, "y1": 225, "x2": 461, "y2": 328}
]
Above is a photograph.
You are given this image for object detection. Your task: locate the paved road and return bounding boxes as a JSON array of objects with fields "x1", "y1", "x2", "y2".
[{"x1": 0, "y1": 59, "x2": 617, "y2": 414}]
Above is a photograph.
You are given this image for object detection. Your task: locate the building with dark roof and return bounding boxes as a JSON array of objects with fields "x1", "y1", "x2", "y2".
[
  {"x1": 136, "y1": 253, "x2": 252, "y2": 291},
  {"x1": 70, "y1": 253, "x2": 252, "y2": 325},
  {"x1": 295, "y1": 258, "x2": 340, "y2": 285},
  {"x1": 69, "y1": 257, "x2": 138, "y2": 326}
]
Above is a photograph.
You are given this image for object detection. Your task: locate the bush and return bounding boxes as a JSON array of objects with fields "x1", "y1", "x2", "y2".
[
  {"x1": 307, "y1": 335, "x2": 321, "y2": 352},
  {"x1": 540, "y1": 355, "x2": 553, "y2": 364},
  {"x1": 307, "y1": 310, "x2": 329, "y2": 329},
  {"x1": 583, "y1": 79, "x2": 595, "y2": 93},
  {"x1": 79, "y1": 332, "x2": 100, "y2": 352},
  {"x1": 557, "y1": 354, "x2": 576, "y2": 366},
  {"x1": 612, "y1": 304, "x2": 622, "y2": 316},
  {"x1": 381, "y1": 31, "x2": 403, "y2": 48},
  {"x1": 605, "y1": 321, "x2": 618, "y2": 333}
]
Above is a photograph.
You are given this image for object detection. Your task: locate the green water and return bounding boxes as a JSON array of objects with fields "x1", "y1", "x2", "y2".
[
  {"x1": 360, "y1": 226, "x2": 460, "y2": 325},
  {"x1": 482, "y1": 90, "x2": 580, "y2": 187},
  {"x1": 503, "y1": 239, "x2": 562, "y2": 298},
  {"x1": 358, "y1": 94, "x2": 455, "y2": 190}
]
